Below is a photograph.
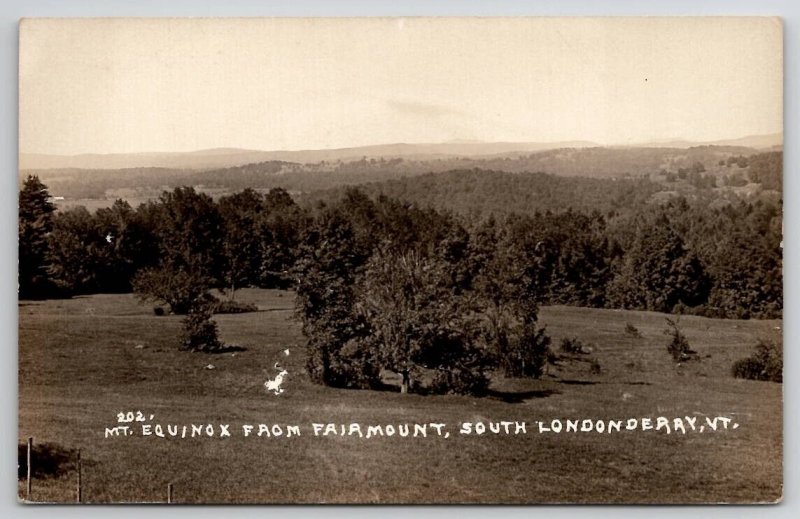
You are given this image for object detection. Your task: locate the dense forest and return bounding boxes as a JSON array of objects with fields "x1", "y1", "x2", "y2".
[{"x1": 305, "y1": 169, "x2": 666, "y2": 217}]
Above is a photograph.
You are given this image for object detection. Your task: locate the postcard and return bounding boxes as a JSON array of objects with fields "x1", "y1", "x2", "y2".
[{"x1": 18, "y1": 17, "x2": 783, "y2": 504}]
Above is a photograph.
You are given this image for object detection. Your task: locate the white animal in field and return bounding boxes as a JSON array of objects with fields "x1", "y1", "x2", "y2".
[{"x1": 265, "y1": 362, "x2": 289, "y2": 395}]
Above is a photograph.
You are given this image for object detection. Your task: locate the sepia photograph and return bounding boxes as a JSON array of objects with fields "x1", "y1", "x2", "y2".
[{"x1": 17, "y1": 17, "x2": 783, "y2": 504}]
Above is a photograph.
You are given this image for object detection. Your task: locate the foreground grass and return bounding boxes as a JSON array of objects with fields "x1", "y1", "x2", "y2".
[{"x1": 18, "y1": 290, "x2": 782, "y2": 503}]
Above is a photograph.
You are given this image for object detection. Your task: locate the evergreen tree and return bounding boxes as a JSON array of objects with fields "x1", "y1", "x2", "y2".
[
  {"x1": 18, "y1": 175, "x2": 55, "y2": 298},
  {"x1": 608, "y1": 219, "x2": 710, "y2": 313}
]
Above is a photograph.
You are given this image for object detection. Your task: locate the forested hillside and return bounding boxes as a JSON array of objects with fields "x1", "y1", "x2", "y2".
[
  {"x1": 302, "y1": 169, "x2": 665, "y2": 217},
  {"x1": 22, "y1": 146, "x2": 778, "y2": 201}
]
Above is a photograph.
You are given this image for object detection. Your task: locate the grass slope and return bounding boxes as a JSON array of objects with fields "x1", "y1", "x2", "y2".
[{"x1": 18, "y1": 289, "x2": 782, "y2": 503}]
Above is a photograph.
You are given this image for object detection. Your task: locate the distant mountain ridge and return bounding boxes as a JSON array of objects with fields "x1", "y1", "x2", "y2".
[
  {"x1": 20, "y1": 133, "x2": 781, "y2": 171},
  {"x1": 19, "y1": 141, "x2": 598, "y2": 170},
  {"x1": 629, "y1": 133, "x2": 783, "y2": 150}
]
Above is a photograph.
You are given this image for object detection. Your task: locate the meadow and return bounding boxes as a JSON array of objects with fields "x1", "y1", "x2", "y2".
[{"x1": 18, "y1": 289, "x2": 782, "y2": 504}]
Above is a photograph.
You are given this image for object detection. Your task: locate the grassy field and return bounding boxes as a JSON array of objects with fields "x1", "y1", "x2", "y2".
[{"x1": 18, "y1": 289, "x2": 782, "y2": 504}]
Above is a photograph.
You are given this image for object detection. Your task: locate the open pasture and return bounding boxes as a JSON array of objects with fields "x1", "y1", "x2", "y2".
[{"x1": 18, "y1": 289, "x2": 782, "y2": 503}]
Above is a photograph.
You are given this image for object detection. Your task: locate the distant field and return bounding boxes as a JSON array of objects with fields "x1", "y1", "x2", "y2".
[
  {"x1": 18, "y1": 289, "x2": 782, "y2": 503},
  {"x1": 53, "y1": 197, "x2": 155, "y2": 212}
]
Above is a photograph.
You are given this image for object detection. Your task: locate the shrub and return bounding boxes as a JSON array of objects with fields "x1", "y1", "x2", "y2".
[
  {"x1": 560, "y1": 336, "x2": 592, "y2": 354},
  {"x1": 732, "y1": 339, "x2": 782, "y2": 382},
  {"x1": 624, "y1": 322, "x2": 642, "y2": 338},
  {"x1": 18, "y1": 442, "x2": 77, "y2": 479},
  {"x1": 305, "y1": 337, "x2": 381, "y2": 389},
  {"x1": 153, "y1": 306, "x2": 165, "y2": 316},
  {"x1": 179, "y1": 299, "x2": 223, "y2": 353},
  {"x1": 664, "y1": 318, "x2": 694, "y2": 362},
  {"x1": 431, "y1": 367, "x2": 490, "y2": 396},
  {"x1": 212, "y1": 299, "x2": 258, "y2": 314},
  {"x1": 502, "y1": 322, "x2": 552, "y2": 378}
]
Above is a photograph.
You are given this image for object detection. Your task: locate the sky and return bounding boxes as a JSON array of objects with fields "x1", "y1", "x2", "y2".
[{"x1": 19, "y1": 17, "x2": 783, "y2": 155}]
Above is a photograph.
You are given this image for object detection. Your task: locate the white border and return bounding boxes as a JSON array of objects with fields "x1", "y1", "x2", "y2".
[{"x1": 2, "y1": 1, "x2": 797, "y2": 517}]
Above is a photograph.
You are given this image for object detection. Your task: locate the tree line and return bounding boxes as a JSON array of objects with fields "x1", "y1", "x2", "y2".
[{"x1": 19, "y1": 173, "x2": 782, "y2": 392}]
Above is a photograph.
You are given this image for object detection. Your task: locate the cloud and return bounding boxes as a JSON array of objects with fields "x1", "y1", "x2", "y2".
[{"x1": 385, "y1": 99, "x2": 464, "y2": 119}]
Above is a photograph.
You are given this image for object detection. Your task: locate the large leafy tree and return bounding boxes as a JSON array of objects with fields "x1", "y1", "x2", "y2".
[
  {"x1": 19, "y1": 175, "x2": 55, "y2": 298},
  {"x1": 218, "y1": 188, "x2": 265, "y2": 298},
  {"x1": 47, "y1": 206, "x2": 104, "y2": 294},
  {"x1": 294, "y1": 208, "x2": 376, "y2": 388},
  {"x1": 47, "y1": 200, "x2": 155, "y2": 295},
  {"x1": 94, "y1": 199, "x2": 159, "y2": 292},
  {"x1": 707, "y1": 230, "x2": 782, "y2": 319},
  {"x1": 133, "y1": 187, "x2": 224, "y2": 314},
  {"x1": 608, "y1": 219, "x2": 711, "y2": 313},
  {"x1": 154, "y1": 187, "x2": 224, "y2": 279},
  {"x1": 470, "y1": 215, "x2": 552, "y2": 378},
  {"x1": 258, "y1": 188, "x2": 308, "y2": 288},
  {"x1": 358, "y1": 246, "x2": 491, "y2": 395}
]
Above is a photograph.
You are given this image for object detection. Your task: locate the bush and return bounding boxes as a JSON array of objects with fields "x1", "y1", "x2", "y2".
[
  {"x1": 153, "y1": 306, "x2": 165, "y2": 316},
  {"x1": 664, "y1": 318, "x2": 695, "y2": 362},
  {"x1": 305, "y1": 337, "x2": 381, "y2": 390},
  {"x1": 624, "y1": 322, "x2": 642, "y2": 338},
  {"x1": 179, "y1": 299, "x2": 223, "y2": 352},
  {"x1": 502, "y1": 322, "x2": 552, "y2": 378},
  {"x1": 212, "y1": 299, "x2": 258, "y2": 314},
  {"x1": 18, "y1": 442, "x2": 77, "y2": 479},
  {"x1": 431, "y1": 367, "x2": 489, "y2": 396},
  {"x1": 560, "y1": 336, "x2": 592, "y2": 354},
  {"x1": 732, "y1": 339, "x2": 782, "y2": 382}
]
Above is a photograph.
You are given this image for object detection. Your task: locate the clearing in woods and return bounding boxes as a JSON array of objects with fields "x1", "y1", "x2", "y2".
[{"x1": 18, "y1": 289, "x2": 782, "y2": 503}]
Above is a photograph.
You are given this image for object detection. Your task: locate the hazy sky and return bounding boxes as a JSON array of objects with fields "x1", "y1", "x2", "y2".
[{"x1": 19, "y1": 17, "x2": 782, "y2": 155}]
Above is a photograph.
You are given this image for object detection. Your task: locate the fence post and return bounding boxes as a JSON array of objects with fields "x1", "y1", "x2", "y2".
[
  {"x1": 76, "y1": 449, "x2": 82, "y2": 503},
  {"x1": 26, "y1": 437, "x2": 32, "y2": 500},
  {"x1": 167, "y1": 483, "x2": 173, "y2": 504}
]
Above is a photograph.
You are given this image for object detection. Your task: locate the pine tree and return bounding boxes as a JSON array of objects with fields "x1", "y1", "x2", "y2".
[
  {"x1": 19, "y1": 175, "x2": 55, "y2": 298},
  {"x1": 608, "y1": 220, "x2": 710, "y2": 313}
]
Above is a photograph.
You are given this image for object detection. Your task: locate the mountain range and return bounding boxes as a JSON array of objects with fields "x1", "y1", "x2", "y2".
[{"x1": 20, "y1": 133, "x2": 781, "y2": 171}]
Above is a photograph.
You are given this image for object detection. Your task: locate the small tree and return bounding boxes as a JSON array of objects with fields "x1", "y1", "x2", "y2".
[
  {"x1": 179, "y1": 296, "x2": 222, "y2": 352},
  {"x1": 624, "y1": 322, "x2": 642, "y2": 338},
  {"x1": 501, "y1": 321, "x2": 552, "y2": 378},
  {"x1": 732, "y1": 339, "x2": 782, "y2": 382},
  {"x1": 664, "y1": 318, "x2": 692, "y2": 362},
  {"x1": 560, "y1": 336, "x2": 590, "y2": 354}
]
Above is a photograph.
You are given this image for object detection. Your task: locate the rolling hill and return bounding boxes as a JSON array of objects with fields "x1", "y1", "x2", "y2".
[{"x1": 19, "y1": 133, "x2": 780, "y2": 171}]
